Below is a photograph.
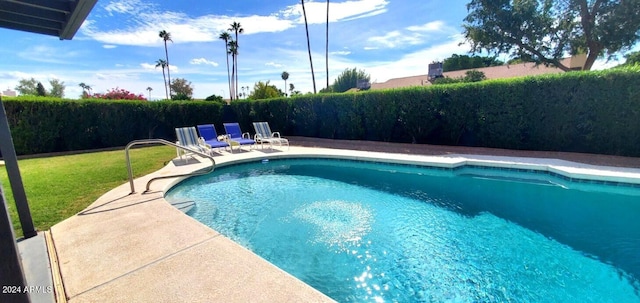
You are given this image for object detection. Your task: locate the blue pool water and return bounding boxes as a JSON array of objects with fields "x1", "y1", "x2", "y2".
[{"x1": 165, "y1": 159, "x2": 640, "y2": 302}]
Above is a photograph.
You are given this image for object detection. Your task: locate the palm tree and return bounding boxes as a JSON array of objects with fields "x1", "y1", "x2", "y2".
[
  {"x1": 281, "y1": 71, "x2": 289, "y2": 97},
  {"x1": 219, "y1": 32, "x2": 233, "y2": 101},
  {"x1": 146, "y1": 87, "x2": 153, "y2": 100},
  {"x1": 326, "y1": 0, "x2": 330, "y2": 90},
  {"x1": 228, "y1": 40, "x2": 238, "y2": 101},
  {"x1": 155, "y1": 59, "x2": 168, "y2": 100},
  {"x1": 301, "y1": 0, "x2": 317, "y2": 93},
  {"x1": 159, "y1": 30, "x2": 173, "y2": 97},
  {"x1": 79, "y1": 82, "x2": 88, "y2": 97},
  {"x1": 228, "y1": 22, "x2": 244, "y2": 99}
]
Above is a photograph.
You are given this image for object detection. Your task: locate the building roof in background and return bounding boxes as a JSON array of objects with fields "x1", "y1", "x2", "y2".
[
  {"x1": 0, "y1": 0, "x2": 97, "y2": 40},
  {"x1": 370, "y1": 58, "x2": 572, "y2": 90}
]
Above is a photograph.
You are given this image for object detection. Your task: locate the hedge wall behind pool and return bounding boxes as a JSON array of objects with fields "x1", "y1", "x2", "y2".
[{"x1": 3, "y1": 67, "x2": 640, "y2": 156}]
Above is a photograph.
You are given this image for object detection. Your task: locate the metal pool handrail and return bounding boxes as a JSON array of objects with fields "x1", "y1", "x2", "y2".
[{"x1": 125, "y1": 139, "x2": 216, "y2": 194}]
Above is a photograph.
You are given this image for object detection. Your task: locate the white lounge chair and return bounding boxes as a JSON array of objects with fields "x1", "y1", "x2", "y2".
[
  {"x1": 252, "y1": 122, "x2": 289, "y2": 150},
  {"x1": 175, "y1": 126, "x2": 210, "y2": 159}
]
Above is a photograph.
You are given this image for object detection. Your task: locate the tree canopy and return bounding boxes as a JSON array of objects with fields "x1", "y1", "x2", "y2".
[
  {"x1": 443, "y1": 54, "x2": 503, "y2": 72},
  {"x1": 330, "y1": 68, "x2": 370, "y2": 93},
  {"x1": 619, "y1": 51, "x2": 640, "y2": 67},
  {"x1": 15, "y1": 77, "x2": 65, "y2": 97},
  {"x1": 170, "y1": 78, "x2": 194, "y2": 100},
  {"x1": 432, "y1": 70, "x2": 487, "y2": 85},
  {"x1": 249, "y1": 81, "x2": 283, "y2": 100},
  {"x1": 463, "y1": 0, "x2": 640, "y2": 71}
]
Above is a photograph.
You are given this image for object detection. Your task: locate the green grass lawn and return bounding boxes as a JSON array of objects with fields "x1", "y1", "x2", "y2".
[{"x1": 0, "y1": 146, "x2": 176, "y2": 238}]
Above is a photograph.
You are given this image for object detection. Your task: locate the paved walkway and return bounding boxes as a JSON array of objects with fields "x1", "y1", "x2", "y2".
[
  {"x1": 46, "y1": 143, "x2": 640, "y2": 302},
  {"x1": 289, "y1": 136, "x2": 640, "y2": 168}
]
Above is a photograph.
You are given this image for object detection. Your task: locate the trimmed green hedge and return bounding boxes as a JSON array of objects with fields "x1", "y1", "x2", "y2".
[
  {"x1": 2, "y1": 98, "x2": 224, "y2": 155},
  {"x1": 3, "y1": 67, "x2": 640, "y2": 156}
]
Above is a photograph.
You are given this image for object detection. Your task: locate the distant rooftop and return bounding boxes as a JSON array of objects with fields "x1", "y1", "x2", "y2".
[{"x1": 371, "y1": 58, "x2": 573, "y2": 90}]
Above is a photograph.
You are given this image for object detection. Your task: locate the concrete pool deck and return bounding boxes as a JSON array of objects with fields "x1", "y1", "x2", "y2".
[{"x1": 46, "y1": 143, "x2": 640, "y2": 302}]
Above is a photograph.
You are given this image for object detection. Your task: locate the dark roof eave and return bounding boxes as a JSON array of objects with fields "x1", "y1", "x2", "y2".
[
  {"x1": 0, "y1": 0, "x2": 98, "y2": 40},
  {"x1": 60, "y1": 0, "x2": 98, "y2": 40}
]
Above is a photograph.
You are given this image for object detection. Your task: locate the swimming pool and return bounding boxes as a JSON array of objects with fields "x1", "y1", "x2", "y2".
[{"x1": 165, "y1": 158, "x2": 640, "y2": 302}]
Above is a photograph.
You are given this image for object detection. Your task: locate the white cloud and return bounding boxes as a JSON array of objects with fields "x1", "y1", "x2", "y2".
[
  {"x1": 367, "y1": 20, "x2": 458, "y2": 49},
  {"x1": 330, "y1": 51, "x2": 352, "y2": 56},
  {"x1": 104, "y1": 0, "x2": 150, "y2": 15},
  {"x1": 283, "y1": 0, "x2": 389, "y2": 24},
  {"x1": 17, "y1": 45, "x2": 81, "y2": 64},
  {"x1": 406, "y1": 21, "x2": 447, "y2": 32},
  {"x1": 140, "y1": 62, "x2": 178, "y2": 72},
  {"x1": 140, "y1": 63, "x2": 156, "y2": 70},
  {"x1": 190, "y1": 58, "x2": 219, "y2": 67},
  {"x1": 367, "y1": 31, "x2": 424, "y2": 48},
  {"x1": 265, "y1": 62, "x2": 284, "y2": 68},
  {"x1": 82, "y1": 0, "x2": 388, "y2": 47},
  {"x1": 103, "y1": 44, "x2": 117, "y2": 49},
  {"x1": 366, "y1": 36, "x2": 469, "y2": 83}
]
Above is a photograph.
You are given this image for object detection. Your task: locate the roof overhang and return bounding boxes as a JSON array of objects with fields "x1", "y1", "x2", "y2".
[{"x1": 0, "y1": 0, "x2": 98, "y2": 40}]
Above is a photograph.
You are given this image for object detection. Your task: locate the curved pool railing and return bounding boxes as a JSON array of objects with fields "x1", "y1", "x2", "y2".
[{"x1": 125, "y1": 139, "x2": 216, "y2": 194}]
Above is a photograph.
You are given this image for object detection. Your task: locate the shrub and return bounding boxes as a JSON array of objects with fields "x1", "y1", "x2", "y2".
[{"x1": 91, "y1": 88, "x2": 147, "y2": 100}]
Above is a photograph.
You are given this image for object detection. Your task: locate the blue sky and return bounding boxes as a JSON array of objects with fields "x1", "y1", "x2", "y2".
[{"x1": 0, "y1": 0, "x2": 627, "y2": 99}]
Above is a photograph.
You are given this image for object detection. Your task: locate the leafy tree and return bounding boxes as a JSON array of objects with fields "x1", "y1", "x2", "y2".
[
  {"x1": 15, "y1": 78, "x2": 39, "y2": 95},
  {"x1": 79, "y1": 82, "x2": 90, "y2": 98},
  {"x1": 92, "y1": 88, "x2": 146, "y2": 100},
  {"x1": 319, "y1": 86, "x2": 333, "y2": 93},
  {"x1": 463, "y1": 70, "x2": 486, "y2": 82},
  {"x1": 432, "y1": 77, "x2": 463, "y2": 85},
  {"x1": 36, "y1": 82, "x2": 46, "y2": 96},
  {"x1": 219, "y1": 32, "x2": 233, "y2": 101},
  {"x1": 281, "y1": 71, "x2": 289, "y2": 96},
  {"x1": 48, "y1": 79, "x2": 65, "y2": 98},
  {"x1": 159, "y1": 30, "x2": 173, "y2": 96},
  {"x1": 301, "y1": 0, "x2": 317, "y2": 93},
  {"x1": 331, "y1": 68, "x2": 370, "y2": 93},
  {"x1": 443, "y1": 54, "x2": 503, "y2": 71},
  {"x1": 619, "y1": 51, "x2": 640, "y2": 67},
  {"x1": 15, "y1": 77, "x2": 65, "y2": 97},
  {"x1": 432, "y1": 70, "x2": 487, "y2": 85},
  {"x1": 155, "y1": 59, "x2": 169, "y2": 100},
  {"x1": 463, "y1": 0, "x2": 640, "y2": 71},
  {"x1": 205, "y1": 94, "x2": 225, "y2": 103},
  {"x1": 170, "y1": 78, "x2": 194, "y2": 100},
  {"x1": 248, "y1": 81, "x2": 283, "y2": 100},
  {"x1": 288, "y1": 83, "x2": 301, "y2": 96}
]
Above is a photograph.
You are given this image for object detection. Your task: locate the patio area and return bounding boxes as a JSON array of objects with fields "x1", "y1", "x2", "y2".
[{"x1": 35, "y1": 140, "x2": 640, "y2": 301}]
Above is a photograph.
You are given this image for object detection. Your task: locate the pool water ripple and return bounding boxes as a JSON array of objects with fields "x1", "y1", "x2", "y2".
[{"x1": 166, "y1": 159, "x2": 640, "y2": 302}]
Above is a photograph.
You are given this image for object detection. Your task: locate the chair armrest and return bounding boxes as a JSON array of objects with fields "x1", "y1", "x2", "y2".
[
  {"x1": 272, "y1": 132, "x2": 281, "y2": 138},
  {"x1": 242, "y1": 132, "x2": 251, "y2": 139}
]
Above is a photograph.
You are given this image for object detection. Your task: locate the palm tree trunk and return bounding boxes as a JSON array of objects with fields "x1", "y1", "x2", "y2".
[
  {"x1": 225, "y1": 45, "x2": 232, "y2": 101},
  {"x1": 301, "y1": 0, "x2": 317, "y2": 94},
  {"x1": 326, "y1": 0, "x2": 330, "y2": 90},
  {"x1": 235, "y1": 53, "x2": 239, "y2": 99},
  {"x1": 162, "y1": 68, "x2": 168, "y2": 100},
  {"x1": 231, "y1": 53, "x2": 236, "y2": 100},
  {"x1": 234, "y1": 31, "x2": 239, "y2": 100},
  {"x1": 164, "y1": 41, "x2": 172, "y2": 97}
]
